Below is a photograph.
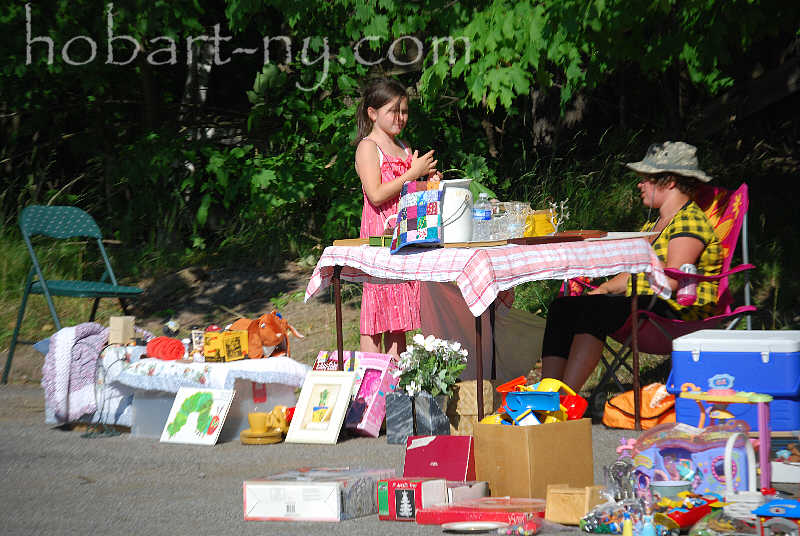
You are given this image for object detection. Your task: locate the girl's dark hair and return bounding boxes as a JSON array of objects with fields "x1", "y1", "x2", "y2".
[{"x1": 354, "y1": 78, "x2": 408, "y2": 144}]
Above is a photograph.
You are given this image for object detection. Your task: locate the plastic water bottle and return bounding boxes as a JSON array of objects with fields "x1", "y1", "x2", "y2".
[
  {"x1": 676, "y1": 263, "x2": 698, "y2": 306},
  {"x1": 472, "y1": 193, "x2": 492, "y2": 241}
]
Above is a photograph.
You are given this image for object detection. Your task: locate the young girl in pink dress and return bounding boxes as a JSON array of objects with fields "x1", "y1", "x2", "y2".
[{"x1": 354, "y1": 78, "x2": 441, "y2": 355}]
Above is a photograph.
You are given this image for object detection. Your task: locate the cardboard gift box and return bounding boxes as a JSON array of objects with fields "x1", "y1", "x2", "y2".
[
  {"x1": 474, "y1": 418, "x2": 593, "y2": 499},
  {"x1": 403, "y1": 435, "x2": 476, "y2": 481},
  {"x1": 376, "y1": 478, "x2": 489, "y2": 522},
  {"x1": 244, "y1": 467, "x2": 394, "y2": 521},
  {"x1": 415, "y1": 496, "x2": 546, "y2": 525},
  {"x1": 377, "y1": 478, "x2": 448, "y2": 521}
]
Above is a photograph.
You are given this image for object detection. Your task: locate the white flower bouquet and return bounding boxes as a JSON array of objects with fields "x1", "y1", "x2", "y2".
[{"x1": 396, "y1": 334, "x2": 468, "y2": 397}]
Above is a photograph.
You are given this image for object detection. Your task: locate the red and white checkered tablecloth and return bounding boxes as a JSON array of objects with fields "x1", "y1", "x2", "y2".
[{"x1": 304, "y1": 239, "x2": 671, "y2": 317}]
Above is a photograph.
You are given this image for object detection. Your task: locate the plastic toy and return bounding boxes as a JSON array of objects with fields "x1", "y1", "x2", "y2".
[
  {"x1": 621, "y1": 421, "x2": 755, "y2": 498},
  {"x1": 688, "y1": 508, "x2": 759, "y2": 536},
  {"x1": 653, "y1": 492, "x2": 722, "y2": 532},
  {"x1": 752, "y1": 499, "x2": 800, "y2": 536},
  {"x1": 679, "y1": 382, "x2": 773, "y2": 490}
]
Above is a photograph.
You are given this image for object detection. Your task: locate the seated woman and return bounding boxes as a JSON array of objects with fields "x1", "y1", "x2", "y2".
[{"x1": 540, "y1": 141, "x2": 722, "y2": 393}]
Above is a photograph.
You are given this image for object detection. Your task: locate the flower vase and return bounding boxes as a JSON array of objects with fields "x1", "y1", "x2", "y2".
[
  {"x1": 414, "y1": 392, "x2": 450, "y2": 437},
  {"x1": 385, "y1": 391, "x2": 450, "y2": 445},
  {"x1": 386, "y1": 391, "x2": 414, "y2": 445}
]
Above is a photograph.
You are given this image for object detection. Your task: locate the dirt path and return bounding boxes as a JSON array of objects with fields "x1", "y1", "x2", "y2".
[{"x1": 3, "y1": 262, "x2": 361, "y2": 383}]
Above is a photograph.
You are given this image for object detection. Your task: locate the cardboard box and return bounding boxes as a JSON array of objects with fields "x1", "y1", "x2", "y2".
[
  {"x1": 447, "y1": 481, "x2": 489, "y2": 503},
  {"x1": 244, "y1": 467, "x2": 395, "y2": 521},
  {"x1": 415, "y1": 497, "x2": 546, "y2": 525},
  {"x1": 446, "y1": 380, "x2": 500, "y2": 436},
  {"x1": 474, "y1": 418, "x2": 593, "y2": 499},
  {"x1": 109, "y1": 316, "x2": 135, "y2": 345},
  {"x1": 545, "y1": 484, "x2": 605, "y2": 525},
  {"x1": 403, "y1": 435, "x2": 476, "y2": 481},
  {"x1": 377, "y1": 478, "x2": 448, "y2": 521},
  {"x1": 771, "y1": 461, "x2": 800, "y2": 483}
]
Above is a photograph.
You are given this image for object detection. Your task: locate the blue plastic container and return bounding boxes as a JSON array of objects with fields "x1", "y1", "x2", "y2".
[{"x1": 667, "y1": 330, "x2": 800, "y2": 431}]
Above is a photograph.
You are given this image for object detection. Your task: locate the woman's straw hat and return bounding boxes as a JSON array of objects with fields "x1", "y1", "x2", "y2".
[{"x1": 626, "y1": 141, "x2": 712, "y2": 182}]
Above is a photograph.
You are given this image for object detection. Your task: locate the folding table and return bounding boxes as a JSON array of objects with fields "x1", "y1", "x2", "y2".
[{"x1": 304, "y1": 238, "x2": 671, "y2": 429}]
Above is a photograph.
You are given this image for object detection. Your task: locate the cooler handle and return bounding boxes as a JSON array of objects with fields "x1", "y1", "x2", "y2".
[{"x1": 665, "y1": 370, "x2": 677, "y2": 394}]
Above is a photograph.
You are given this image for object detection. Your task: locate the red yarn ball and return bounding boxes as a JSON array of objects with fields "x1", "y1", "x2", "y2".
[{"x1": 146, "y1": 336, "x2": 185, "y2": 361}]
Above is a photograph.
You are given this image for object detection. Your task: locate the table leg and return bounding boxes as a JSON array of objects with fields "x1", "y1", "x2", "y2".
[
  {"x1": 631, "y1": 276, "x2": 641, "y2": 431},
  {"x1": 489, "y1": 302, "x2": 496, "y2": 380},
  {"x1": 476, "y1": 312, "x2": 484, "y2": 420},
  {"x1": 758, "y1": 401, "x2": 771, "y2": 490},
  {"x1": 334, "y1": 265, "x2": 344, "y2": 371}
]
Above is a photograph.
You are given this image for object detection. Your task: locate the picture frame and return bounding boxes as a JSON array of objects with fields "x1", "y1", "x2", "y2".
[
  {"x1": 159, "y1": 387, "x2": 235, "y2": 446},
  {"x1": 285, "y1": 370, "x2": 357, "y2": 445}
]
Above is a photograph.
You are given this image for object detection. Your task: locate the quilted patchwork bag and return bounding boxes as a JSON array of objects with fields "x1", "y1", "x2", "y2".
[{"x1": 390, "y1": 180, "x2": 444, "y2": 254}]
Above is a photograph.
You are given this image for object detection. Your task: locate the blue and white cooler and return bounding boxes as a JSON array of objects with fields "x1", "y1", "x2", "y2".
[{"x1": 667, "y1": 330, "x2": 800, "y2": 431}]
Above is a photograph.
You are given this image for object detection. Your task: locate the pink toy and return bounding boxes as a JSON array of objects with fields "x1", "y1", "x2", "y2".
[{"x1": 314, "y1": 350, "x2": 399, "y2": 438}]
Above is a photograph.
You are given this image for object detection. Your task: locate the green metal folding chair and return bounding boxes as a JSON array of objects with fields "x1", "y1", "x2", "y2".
[{"x1": 2, "y1": 205, "x2": 143, "y2": 383}]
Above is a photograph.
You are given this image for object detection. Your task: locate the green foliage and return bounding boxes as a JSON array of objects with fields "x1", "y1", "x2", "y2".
[
  {"x1": 396, "y1": 334, "x2": 468, "y2": 397},
  {"x1": 1, "y1": 0, "x2": 798, "y2": 340}
]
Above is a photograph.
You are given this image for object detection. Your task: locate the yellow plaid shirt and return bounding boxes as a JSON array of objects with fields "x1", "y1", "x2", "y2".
[{"x1": 629, "y1": 201, "x2": 722, "y2": 320}]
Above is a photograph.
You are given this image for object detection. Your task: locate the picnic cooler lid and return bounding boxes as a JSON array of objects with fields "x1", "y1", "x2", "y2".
[{"x1": 672, "y1": 329, "x2": 800, "y2": 354}]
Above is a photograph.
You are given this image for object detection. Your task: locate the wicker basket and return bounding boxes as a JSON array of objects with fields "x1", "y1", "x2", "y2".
[{"x1": 446, "y1": 380, "x2": 501, "y2": 436}]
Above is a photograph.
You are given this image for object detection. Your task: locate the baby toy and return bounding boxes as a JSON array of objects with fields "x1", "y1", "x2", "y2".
[
  {"x1": 752, "y1": 499, "x2": 800, "y2": 536},
  {"x1": 230, "y1": 310, "x2": 303, "y2": 358},
  {"x1": 621, "y1": 420, "x2": 755, "y2": 498},
  {"x1": 653, "y1": 492, "x2": 722, "y2": 532}
]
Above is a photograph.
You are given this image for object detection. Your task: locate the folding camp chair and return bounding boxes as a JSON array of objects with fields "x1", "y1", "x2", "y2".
[
  {"x1": 2, "y1": 206, "x2": 143, "y2": 383},
  {"x1": 566, "y1": 184, "x2": 756, "y2": 414}
]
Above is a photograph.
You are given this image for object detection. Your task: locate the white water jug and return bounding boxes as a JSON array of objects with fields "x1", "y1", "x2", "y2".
[{"x1": 440, "y1": 179, "x2": 473, "y2": 243}]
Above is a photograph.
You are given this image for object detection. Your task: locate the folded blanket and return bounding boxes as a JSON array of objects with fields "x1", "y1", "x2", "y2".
[{"x1": 41, "y1": 322, "x2": 109, "y2": 423}]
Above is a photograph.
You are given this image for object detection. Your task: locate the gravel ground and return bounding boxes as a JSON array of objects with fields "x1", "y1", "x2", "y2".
[{"x1": 0, "y1": 384, "x2": 637, "y2": 536}]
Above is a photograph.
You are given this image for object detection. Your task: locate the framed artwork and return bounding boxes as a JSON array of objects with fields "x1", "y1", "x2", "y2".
[
  {"x1": 159, "y1": 387, "x2": 235, "y2": 446},
  {"x1": 285, "y1": 371, "x2": 357, "y2": 445}
]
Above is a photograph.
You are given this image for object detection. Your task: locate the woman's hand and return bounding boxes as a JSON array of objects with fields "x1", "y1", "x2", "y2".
[
  {"x1": 406, "y1": 149, "x2": 437, "y2": 181},
  {"x1": 588, "y1": 285, "x2": 609, "y2": 295},
  {"x1": 588, "y1": 273, "x2": 630, "y2": 295}
]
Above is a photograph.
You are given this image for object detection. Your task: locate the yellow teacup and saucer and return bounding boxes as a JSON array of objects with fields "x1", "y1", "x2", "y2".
[{"x1": 240, "y1": 411, "x2": 283, "y2": 445}]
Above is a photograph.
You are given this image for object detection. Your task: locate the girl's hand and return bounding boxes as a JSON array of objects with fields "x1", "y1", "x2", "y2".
[
  {"x1": 428, "y1": 170, "x2": 443, "y2": 181},
  {"x1": 407, "y1": 149, "x2": 437, "y2": 181}
]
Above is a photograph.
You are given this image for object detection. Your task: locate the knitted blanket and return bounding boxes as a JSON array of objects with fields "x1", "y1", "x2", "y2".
[{"x1": 41, "y1": 322, "x2": 109, "y2": 423}]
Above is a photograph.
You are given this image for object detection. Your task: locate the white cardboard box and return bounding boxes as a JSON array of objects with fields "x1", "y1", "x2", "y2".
[
  {"x1": 447, "y1": 481, "x2": 489, "y2": 503},
  {"x1": 771, "y1": 461, "x2": 800, "y2": 483},
  {"x1": 244, "y1": 468, "x2": 395, "y2": 521}
]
